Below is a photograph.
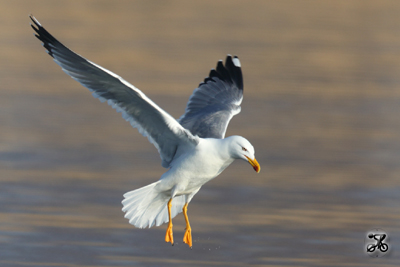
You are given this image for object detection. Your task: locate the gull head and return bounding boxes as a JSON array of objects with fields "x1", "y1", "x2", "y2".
[{"x1": 228, "y1": 136, "x2": 260, "y2": 173}]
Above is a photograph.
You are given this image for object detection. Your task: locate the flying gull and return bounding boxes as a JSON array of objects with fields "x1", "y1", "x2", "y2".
[{"x1": 30, "y1": 15, "x2": 260, "y2": 248}]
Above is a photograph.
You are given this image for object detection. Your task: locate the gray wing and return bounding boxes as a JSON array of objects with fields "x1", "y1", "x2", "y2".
[
  {"x1": 30, "y1": 16, "x2": 197, "y2": 168},
  {"x1": 178, "y1": 55, "x2": 243, "y2": 139}
]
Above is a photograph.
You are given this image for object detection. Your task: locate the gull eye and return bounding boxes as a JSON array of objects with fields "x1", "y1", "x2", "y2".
[{"x1": 242, "y1": 147, "x2": 247, "y2": 152}]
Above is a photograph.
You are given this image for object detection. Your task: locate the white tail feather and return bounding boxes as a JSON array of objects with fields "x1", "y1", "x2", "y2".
[{"x1": 122, "y1": 181, "x2": 185, "y2": 228}]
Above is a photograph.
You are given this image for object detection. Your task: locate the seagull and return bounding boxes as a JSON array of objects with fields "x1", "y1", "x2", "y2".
[{"x1": 30, "y1": 15, "x2": 260, "y2": 248}]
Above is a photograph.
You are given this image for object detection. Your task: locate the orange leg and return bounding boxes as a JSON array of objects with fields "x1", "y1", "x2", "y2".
[
  {"x1": 165, "y1": 198, "x2": 174, "y2": 245},
  {"x1": 182, "y1": 203, "x2": 192, "y2": 248}
]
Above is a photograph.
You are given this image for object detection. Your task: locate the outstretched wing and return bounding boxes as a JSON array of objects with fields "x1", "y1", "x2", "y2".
[
  {"x1": 179, "y1": 55, "x2": 243, "y2": 139},
  {"x1": 30, "y1": 15, "x2": 197, "y2": 168}
]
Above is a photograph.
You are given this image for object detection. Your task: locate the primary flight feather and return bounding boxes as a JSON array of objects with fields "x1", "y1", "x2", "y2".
[{"x1": 30, "y1": 15, "x2": 260, "y2": 248}]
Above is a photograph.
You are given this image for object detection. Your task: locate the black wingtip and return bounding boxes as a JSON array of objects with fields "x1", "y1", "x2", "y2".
[
  {"x1": 29, "y1": 15, "x2": 62, "y2": 58},
  {"x1": 199, "y1": 55, "x2": 243, "y2": 91},
  {"x1": 29, "y1": 15, "x2": 43, "y2": 36},
  {"x1": 29, "y1": 14, "x2": 40, "y2": 27},
  {"x1": 224, "y1": 54, "x2": 243, "y2": 91}
]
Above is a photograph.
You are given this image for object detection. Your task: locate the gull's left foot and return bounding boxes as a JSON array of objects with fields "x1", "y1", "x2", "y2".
[
  {"x1": 183, "y1": 226, "x2": 192, "y2": 248},
  {"x1": 182, "y1": 202, "x2": 192, "y2": 248}
]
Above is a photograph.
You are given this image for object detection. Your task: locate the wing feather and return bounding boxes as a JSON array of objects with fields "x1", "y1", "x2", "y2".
[
  {"x1": 178, "y1": 55, "x2": 243, "y2": 139},
  {"x1": 30, "y1": 15, "x2": 197, "y2": 168}
]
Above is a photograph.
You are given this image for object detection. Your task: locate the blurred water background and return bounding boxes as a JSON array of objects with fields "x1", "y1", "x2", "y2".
[{"x1": 1, "y1": 0, "x2": 400, "y2": 266}]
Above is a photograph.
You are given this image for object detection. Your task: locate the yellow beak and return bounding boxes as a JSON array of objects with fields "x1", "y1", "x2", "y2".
[{"x1": 245, "y1": 155, "x2": 261, "y2": 173}]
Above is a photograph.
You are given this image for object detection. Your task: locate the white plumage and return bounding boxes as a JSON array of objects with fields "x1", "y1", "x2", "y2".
[
  {"x1": 30, "y1": 15, "x2": 260, "y2": 247},
  {"x1": 122, "y1": 181, "x2": 186, "y2": 228}
]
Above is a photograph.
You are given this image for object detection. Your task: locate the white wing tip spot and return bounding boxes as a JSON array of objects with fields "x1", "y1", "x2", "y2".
[
  {"x1": 232, "y1": 57, "x2": 241, "y2": 67},
  {"x1": 30, "y1": 15, "x2": 42, "y2": 26}
]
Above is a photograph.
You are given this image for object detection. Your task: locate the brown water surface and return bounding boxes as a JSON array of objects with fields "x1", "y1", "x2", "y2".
[{"x1": 1, "y1": 1, "x2": 400, "y2": 266}]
